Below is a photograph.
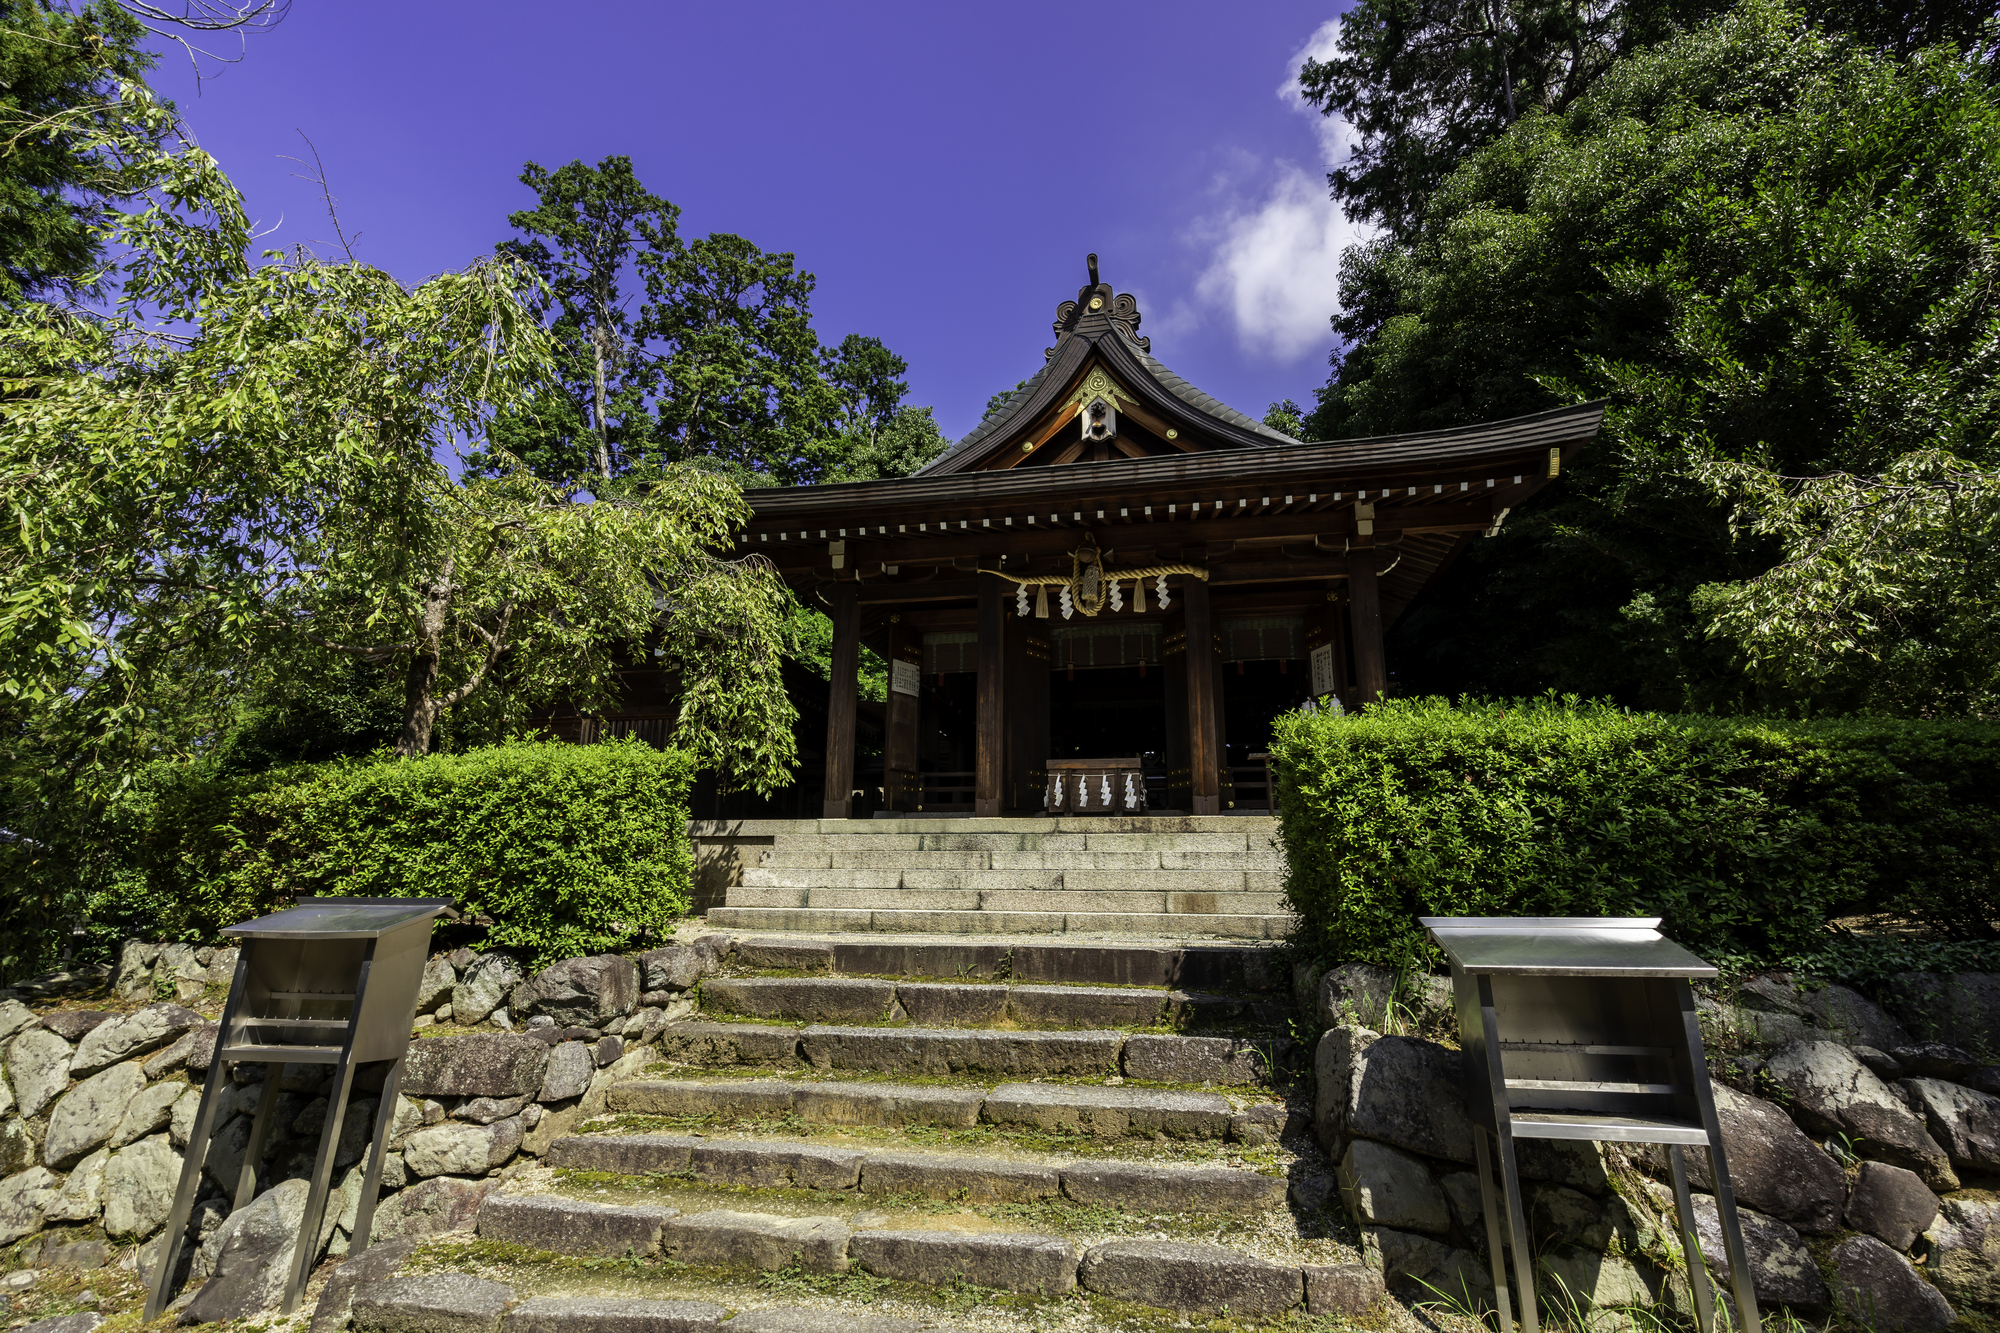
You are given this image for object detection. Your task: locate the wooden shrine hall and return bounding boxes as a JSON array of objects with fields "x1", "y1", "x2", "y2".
[{"x1": 738, "y1": 258, "x2": 1605, "y2": 819}]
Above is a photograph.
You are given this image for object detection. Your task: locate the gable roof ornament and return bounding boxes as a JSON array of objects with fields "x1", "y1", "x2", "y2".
[{"x1": 1047, "y1": 253, "x2": 1149, "y2": 360}]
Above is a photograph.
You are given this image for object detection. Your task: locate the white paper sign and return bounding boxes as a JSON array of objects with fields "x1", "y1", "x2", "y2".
[
  {"x1": 890, "y1": 658, "x2": 921, "y2": 697},
  {"x1": 1310, "y1": 642, "x2": 1336, "y2": 698}
]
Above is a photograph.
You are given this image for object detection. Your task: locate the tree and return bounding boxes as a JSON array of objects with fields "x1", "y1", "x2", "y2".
[
  {"x1": 485, "y1": 155, "x2": 678, "y2": 482},
  {"x1": 0, "y1": 98, "x2": 800, "y2": 970},
  {"x1": 1302, "y1": 2, "x2": 2000, "y2": 710},
  {"x1": 1300, "y1": 0, "x2": 1998, "y2": 243},
  {"x1": 1263, "y1": 400, "x2": 1307, "y2": 438},
  {"x1": 1694, "y1": 453, "x2": 2000, "y2": 715}
]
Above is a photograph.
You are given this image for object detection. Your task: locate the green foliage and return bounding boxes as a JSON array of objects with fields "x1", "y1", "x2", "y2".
[
  {"x1": 1270, "y1": 696, "x2": 2000, "y2": 969},
  {"x1": 0, "y1": 0, "x2": 158, "y2": 306},
  {"x1": 819, "y1": 404, "x2": 950, "y2": 484},
  {"x1": 785, "y1": 603, "x2": 887, "y2": 702},
  {"x1": 93, "y1": 740, "x2": 694, "y2": 967},
  {"x1": 1309, "y1": 3, "x2": 2000, "y2": 712},
  {"x1": 1262, "y1": 400, "x2": 1306, "y2": 439}
]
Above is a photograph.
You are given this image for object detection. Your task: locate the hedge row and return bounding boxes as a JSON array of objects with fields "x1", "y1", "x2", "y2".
[
  {"x1": 91, "y1": 739, "x2": 695, "y2": 967},
  {"x1": 1268, "y1": 697, "x2": 2000, "y2": 968}
]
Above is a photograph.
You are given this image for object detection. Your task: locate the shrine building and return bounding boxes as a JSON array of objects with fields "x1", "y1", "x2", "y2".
[{"x1": 734, "y1": 257, "x2": 1603, "y2": 821}]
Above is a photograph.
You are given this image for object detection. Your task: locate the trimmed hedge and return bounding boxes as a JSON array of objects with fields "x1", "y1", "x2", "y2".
[
  {"x1": 1269, "y1": 697, "x2": 2000, "y2": 968},
  {"x1": 97, "y1": 739, "x2": 694, "y2": 967}
]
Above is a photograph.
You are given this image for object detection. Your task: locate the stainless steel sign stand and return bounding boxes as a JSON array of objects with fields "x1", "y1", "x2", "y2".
[
  {"x1": 1423, "y1": 916, "x2": 1761, "y2": 1333},
  {"x1": 145, "y1": 896, "x2": 456, "y2": 1320}
]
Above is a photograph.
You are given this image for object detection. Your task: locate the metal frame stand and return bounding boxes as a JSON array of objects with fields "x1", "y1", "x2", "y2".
[
  {"x1": 1467, "y1": 976, "x2": 1761, "y2": 1333},
  {"x1": 142, "y1": 896, "x2": 453, "y2": 1320}
]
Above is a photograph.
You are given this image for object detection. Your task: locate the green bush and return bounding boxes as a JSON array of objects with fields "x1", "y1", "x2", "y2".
[
  {"x1": 1269, "y1": 697, "x2": 2000, "y2": 968},
  {"x1": 96, "y1": 739, "x2": 695, "y2": 967}
]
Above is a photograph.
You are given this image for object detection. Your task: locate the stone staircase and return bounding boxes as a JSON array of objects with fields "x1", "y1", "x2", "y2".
[
  {"x1": 698, "y1": 815, "x2": 1293, "y2": 939},
  {"x1": 325, "y1": 931, "x2": 1383, "y2": 1333}
]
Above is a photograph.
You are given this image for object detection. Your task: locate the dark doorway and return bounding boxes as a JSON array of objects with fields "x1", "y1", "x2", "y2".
[
  {"x1": 1050, "y1": 663, "x2": 1167, "y2": 767},
  {"x1": 1220, "y1": 658, "x2": 1309, "y2": 764}
]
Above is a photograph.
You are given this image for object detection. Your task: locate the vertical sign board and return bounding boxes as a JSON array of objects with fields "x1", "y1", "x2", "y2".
[
  {"x1": 1309, "y1": 642, "x2": 1336, "y2": 698},
  {"x1": 890, "y1": 658, "x2": 921, "y2": 697}
]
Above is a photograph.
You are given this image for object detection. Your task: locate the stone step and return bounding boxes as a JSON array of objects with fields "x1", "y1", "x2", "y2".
[
  {"x1": 643, "y1": 1021, "x2": 1295, "y2": 1084},
  {"x1": 737, "y1": 867, "x2": 1282, "y2": 892},
  {"x1": 699, "y1": 976, "x2": 1288, "y2": 1031},
  {"x1": 540, "y1": 1132, "x2": 1290, "y2": 1213},
  {"x1": 693, "y1": 816, "x2": 1277, "y2": 838},
  {"x1": 705, "y1": 907, "x2": 1294, "y2": 939},
  {"x1": 753, "y1": 847, "x2": 1287, "y2": 871},
  {"x1": 724, "y1": 888, "x2": 1292, "y2": 916},
  {"x1": 606, "y1": 1075, "x2": 1289, "y2": 1141},
  {"x1": 700, "y1": 931, "x2": 1285, "y2": 991},
  {"x1": 459, "y1": 1187, "x2": 1363, "y2": 1317}
]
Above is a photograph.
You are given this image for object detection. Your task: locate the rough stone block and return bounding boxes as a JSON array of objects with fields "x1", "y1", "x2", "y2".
[
  {"x1": 402, "y1": 1035, "x2": 550, "y2": 1099},
  {"x1": 476, "y1": 1192, "x2": 676, "y2": 1257},
  {"x1": 1340, "y1": 1139, "x2": 1449, "y2": 1234},
  {"x1": 791, "y1": 1081, "x2": 985, "y2": 1128},
  {"x1": 1304, "y1": 1262, "x2": 1386, "y2": 1316},
  {"x1": 1007, "y1": 986, "x2": 1163, "y2": 1029},
  {"x1": 1689, "y1": 1194, "x2": 1827, "y2": 1311},
  {"x1": 538, "y1": 1042, "x2": 595, "y2": 1102},
  {"x1": 69, "y1": 1003, "x2": 201, "y2": 1077},
  {"x1": 860, "y1": 1151, "x2": 1059, "y2": 1203},
  {"x1": 308, "y1": 1237, "x2": 418, "y2": 1333},
  {"x1": 849, "y1": 1229, "x2": 1077, "y2": 1294},
  {"x1": 661, "y1": 1210, "x2": 850, "y2": 1273},
  {"x1": 503, "y1": 1298, "x2": 725, "y2": 1333},
  {"x1": 1680, "y1": 1081, "x2": 1846, "y2": 1233},
  {"x1": 1902, "y1": 1076, "x2": 2000, "y2": 1172},
  {"x1": 1763, "y1": 1041, "x2": 1957, "y2": 1190},
  {"x1": 44, "y1": 1062, "x2": 145, "y2": 1169},
  {"x1": 403, "y1": 1118, "x2": 521, "y2": 1178},
  {"x1": 1830, "y1": 1234, "x2": 1955, "y2": 1331},
  {"x1": 653, "y1": 1022, "x2": 802, "y2": 1068},
  {"x1": 351, "y1": 1273, "x2": 515, "y2": 1333},
  {"x1": 1846, "y1": 1161, "x2": 1941, "y2": 1251},
  {"x1": 1080, "y1": 1239, "x2": 1302, "y2": 1315},
  {"x1": 546, "y1": 1134, "x2": 698, "y2": 1175},
  {"x1": 982, "y1": 1083, "x2": 1233, "y2": 1139},
  {"x1": 801, "y1": 1026, "x2": 1122, "y2": 1077},
  {"x1": 639, "y1": 946, "x2": 708, "y2": 992},
  {"x1": 8, "y1": 1027, "x2": 74, "y2": 1118},
  {"x1": 893, "y1": 983, "x2": 1008, "y2": 1027},
  {"x1": 370, "y1": 1175, "x2": 498, "y2": 1241},
  {"x1": 722, "y1": 1311, "x2": 922, "y2": 1333},
  {"x1": 606, "y1": 1079, "x2": 796, "y2": 1119},
  {"x1": 729, "y1": 940, "x2": 833, "y2": 971},
  {"x1": 1122, "y1": 1034, "x2": 1283, "y2": 1086},
  {"x1": 704, "y1": 978, "x2": 895, "y2": 1024},
  {"x1": 1058, "y1": 1161, "x2": 1286, "y2": 1214},
  {"x1": 1928, "y1": 1194, "x2": 2000, "y2": 1309},
  {"x1": 690, "y1": 1141, "x2": 865, "y2": 1190}
]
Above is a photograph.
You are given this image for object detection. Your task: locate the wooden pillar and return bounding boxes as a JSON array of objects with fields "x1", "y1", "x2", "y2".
[
  {"x1": 1349, "y1": 551, "x2": 1388, "y2": 706},
  {"x1": 821, "y1": 581, "x2": 859, "y2": 819},
  {"x1": 1184, "y1": 575, "x2": 1222, "y2": 816},
  {"x1": 1005, "y1": 617, "x2": 1050, "y2": 813},
  {"x1": 883, "y1": 619, "x2": 920, "y2": 811},
  {"x1": 1163, "y1": 613, "x2": 1190, "y2": 809},
  {"x1": 975, "y1": 569, "x2": 1006, "y2": 817}
]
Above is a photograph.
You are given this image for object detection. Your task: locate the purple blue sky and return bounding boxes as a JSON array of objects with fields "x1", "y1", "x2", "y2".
[{"x1": 156, "y1": 2, "x2": 1368, "y2": 442}]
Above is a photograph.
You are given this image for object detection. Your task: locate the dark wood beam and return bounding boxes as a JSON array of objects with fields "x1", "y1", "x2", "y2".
[
  {"x1": 1184, "y1": 575, "x2": 1222, "y2": 816},
  {"x1": 822, "y1": 581, "x2": 860, "y2": 818},
  {"x1": 975, "y1": 568, "x2": 1006, "y2": 817}
]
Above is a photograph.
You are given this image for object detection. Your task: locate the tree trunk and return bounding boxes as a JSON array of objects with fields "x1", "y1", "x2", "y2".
[
  {"x1": 396, "y1": 555, "x2": 455, "y2": 757},
  {"x1": 591, "y1": 325, "x2": 613, "y2": 477}
]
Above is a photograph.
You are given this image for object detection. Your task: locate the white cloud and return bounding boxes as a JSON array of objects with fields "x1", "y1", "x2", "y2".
[{"x1": 1190, "y1": 17, "x2": 1374, "y2": 364}]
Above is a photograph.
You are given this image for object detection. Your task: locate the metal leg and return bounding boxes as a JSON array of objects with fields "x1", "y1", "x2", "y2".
[
  {"x1": 1669, "y1": 1144, "x2": 1718, "y2": 1333},
  {"x1": 233, "y1": 1072, "x2": 281, "y2": 1209},
  {"x1": 1474, "y1": 1129, "x2": 1516, "y2": 1333},
  {"x1": 348, "y1": 1058, "x2": 404, "y2": 1254},
  {"x1": 1491, "y1": 1121, "x2": 1540, "y2": 1333},
  {"x1": 282, "y1": 1055, "x2": 355, "y2": 1314},
  {"x1": 143, "y1": 1056, "x2": 233, "y2": 1320},
  {"x1": 1677, "y1": 981, "x2": 1762, "y2": 1333}
]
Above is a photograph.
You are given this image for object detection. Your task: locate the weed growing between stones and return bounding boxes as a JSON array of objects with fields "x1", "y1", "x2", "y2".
[{"x1": 758, "y1": 1258, "x2": 896, "y2": 1304}]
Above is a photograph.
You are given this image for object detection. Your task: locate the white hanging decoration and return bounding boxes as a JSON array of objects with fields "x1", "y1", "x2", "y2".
[
  {"x1": 1109, "y1": 580, "x2": 1124, "y2": 612},
  {"x1": 1124, "y1": 773, "x2": 1138, "y2": 808},
  {"x1": 1016, "y1": 582, "x2": 1030, "y2": 617},
  {"x1": 1099, "y1": 774, "x2": 1112, "y2": 807},
  {"x1": 1156, "y1": 575, "x2": 1171, "y2": 610},
  {"x1": 1059, "y1": 587, "x2": 1074, "y2": 619},
  {"x1": 1075, "y1": 774, "x2": 1086, "y2": 807}
]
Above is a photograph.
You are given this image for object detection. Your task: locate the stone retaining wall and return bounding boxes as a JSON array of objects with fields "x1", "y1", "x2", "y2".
[
  {"x1": 1307, "y1": 962, "x2": 2000, "y2": 1330},
  {"x1": 0, "y1": 938, "x2": 722, "y2": 1296}
]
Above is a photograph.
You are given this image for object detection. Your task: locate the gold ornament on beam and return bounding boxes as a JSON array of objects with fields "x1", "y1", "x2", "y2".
[{"x1": 982, "y1": 533, "x2": 1208, "y2": 618}]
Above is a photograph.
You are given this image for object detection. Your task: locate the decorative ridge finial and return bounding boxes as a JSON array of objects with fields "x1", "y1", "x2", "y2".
[
  {"x1": 1086, "y1": 253, "x2": 1100, "y2": 287},
  {"x1": 1046, "y1": 256, "x2": 1150, "y2": 360}
]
